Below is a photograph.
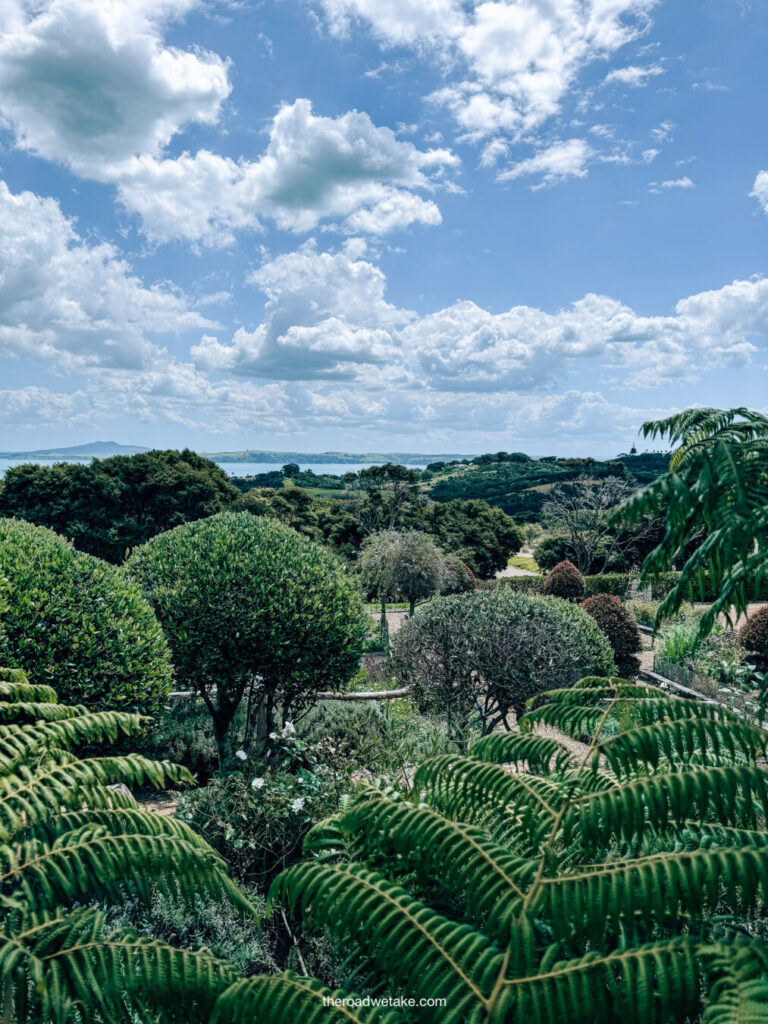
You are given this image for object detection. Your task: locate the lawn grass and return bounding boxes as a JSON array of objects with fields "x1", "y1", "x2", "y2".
[{"x1": 507, "y1": 555, "x2": 540, "y2": 572}]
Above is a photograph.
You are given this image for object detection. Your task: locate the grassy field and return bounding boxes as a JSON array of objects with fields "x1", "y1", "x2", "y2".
[{"x1": 507, "y1": 555, "x2": 540, "y2": 572}]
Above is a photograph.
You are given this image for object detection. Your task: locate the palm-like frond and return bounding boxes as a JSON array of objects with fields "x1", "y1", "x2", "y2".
[
  {"x1": 267, "y1": 677, "x2": 768, "y2": 1023},
  {"x1": 622, "y1": 406, "x2": 768, "y2": 634}
]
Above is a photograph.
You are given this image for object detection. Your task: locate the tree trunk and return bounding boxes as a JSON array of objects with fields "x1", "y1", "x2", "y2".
[
  {"x1": 409, "y1": 598, "x2": 416, "y2": 617},
  {"x1": 380, "y1": 595, "x2": 389, "y2": 645},
  {"x1": 213, "y1": 712, "x2": 232, "y2": 768}
]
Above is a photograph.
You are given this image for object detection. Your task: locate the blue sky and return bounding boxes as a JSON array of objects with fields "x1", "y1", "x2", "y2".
[{"x1": 0, "y1": 0, "x2": 766, "y2": 456}]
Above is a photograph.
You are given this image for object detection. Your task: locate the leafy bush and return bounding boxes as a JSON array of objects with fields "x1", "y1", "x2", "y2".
[
  {"x1": 533, "y1": 534, "x2": 573, "y2": 570},
  {"x1": 391, "y1": 590, "x2": 615, "y2": 746},
  {"x1": 357, "y1": 530, "x2": 445, "y2": 615},
  {"x1": 542, "y1": 559, "x2": 585, "y2": 601},
  {"x1": 128, "y1": 512, "x2": 367, "y2": 764},
  {"x1": 739, "y1": 606, "x2": 768, "y2": 673},
  {"x1": 0, "y1": 518, "x2": 172, "y2": 712},
  {"x1": 580, "y1": 593, "x2": 642, "y2": 678},
  {"x1": 269, "y1": 678, "x2": 768, "y2": 1024},
  {"x1": 440, "y1": 555, "x2": 478, "y2": 594},
  {"x1": 179, "y1": 757, "x2": 341, "y2": 887}
]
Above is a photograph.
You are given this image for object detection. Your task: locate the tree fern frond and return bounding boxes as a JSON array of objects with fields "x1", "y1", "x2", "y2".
[
  {"x1": 495, "y1": 938, "x2": 701, "y2": 1024},
  {"x1": 469, "y1": 732, "x2": 576, "y2": 775},
  {"x1": 593, "y1": 716, "x2": 768, "y2": 777},
  {"x1": 0, "y1": 711, "x2": 148, "y2": 775},
  {"x1": 532, "y1": 846, "x2": 768, "y2": 941},
  {"x1": 566, "y1": 764, "x2": 768, "y2": 849},
  {"x1": 413, "y1": 755, "x2": 558, "y2": 848},
  {"x1": 0, "y1": 677, "x2": 58, "y2": 704},
  {"x1": 337, "y1": 790, "x2": 535, "y2": 942},
  {"x1": 703, "y1": 942, "x2": 768, "y2": 1024},
  {"x1": 271, "y1": 862, "x2": 502, "y2": 1023},
  {"x1": 210, "y1": 972, "x2": 405, "y2": 1024}
]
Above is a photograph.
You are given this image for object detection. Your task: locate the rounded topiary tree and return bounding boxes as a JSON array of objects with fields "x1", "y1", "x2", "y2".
[
  {"x1": 738, "y1": 606, "x2": 768, "y2": 674},
  {"x1": 543, "y1": 559, "x2": 585, "y2": 601},
  {"x1": 0, "y1": 518, "x2": 172, "y2": 711},
  {"x1": 127, "y1": 511, "x2": 367, "y2": 764},
  {"x1": 391, "y1": 589, "x2": 615, "y2": 749},
  {"x1": 580, "y1": 593, "x2": 642, "y2": 679}
]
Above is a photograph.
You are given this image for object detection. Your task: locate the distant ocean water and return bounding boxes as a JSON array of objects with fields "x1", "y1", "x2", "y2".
[{"x1": 0, "y1": 458, "x2": 426, "y2": 478}]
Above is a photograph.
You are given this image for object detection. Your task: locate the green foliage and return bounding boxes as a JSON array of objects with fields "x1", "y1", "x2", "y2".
[
  {"x1": 580, "y1": 593, "x2": 642, "y2": 678},
  {"x1": 441, "y1": 556, "x2": 478, "y2": 594},
  {"x1": 739, "y1": 607, "x2": 768, "y2": 673},
  {"x1": 127, "y1": 512, "x2": 366, "y2": 763},
  {"x1": 0, "y1": 518, "x2": 172, "y2": 713},
  {"x1": 415, "y1": 499, "x2": 523, "y2": 579},
  {"x1": 179, "y1": 762, "x2": 340, "y2": 887},
  {"x1": 622, "y1": 407, "x2": 768, "y2": 639},
  {"x1": 269, "y1": 679, "x2": 768, "y2": 1024},
  {"x1": 357, "y1": 530, "x2": 445, "y2": 614},
  {"x1": 534, "y1": 535, "x2": 573, "y2": 570},
  {"x1": 542, "y1": 559, "x2": 585, "y2": 601},
  {"x1": 390, "y1": 590, "x2": 615, "y2": 744},
  {"x1": 0, "y1": 665, "x2": 258, "y2": 1023},
  {"x1": 0, "y1": 449, "x2": 238, "y2": 562}
]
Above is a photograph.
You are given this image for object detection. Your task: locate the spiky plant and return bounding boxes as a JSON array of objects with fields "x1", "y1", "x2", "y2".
[
  {"x1": 621, "y1": 406, "x2": 768, "y2": 639},
  {"x1": 270, "y1": 677, "x2": 768, "y2": 1023},
  {"x1": 0, "y1": 667, "x2": 398, "y2": 1024}
]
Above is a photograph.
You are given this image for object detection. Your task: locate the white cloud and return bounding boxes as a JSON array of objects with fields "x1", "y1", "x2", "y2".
[
  {"x1": 318, "y1": 0, "x2": 658, "y2": 143},
  {"x1": 0, "y1": 0, "x2": 230, "y2": 177},
  {"x1": 649, "y1": 176, "x2": 695, "y2": 192},
  {"x1": 192, "y1": 241, "x2": 768, "y2": 397},
  {"x1": 113, "y1": 99, "x2": 457, "y2": 245},
  {"x1": 751, "y1": 171, "x2": 768, "y2": 215},
  {"x1": 0, "y1": 179, "x2": 212, "y2": 370},
  {"x1": 497, "y1": 138, "x2": 591, "y2": 187},
  {"x1": 192, "y1": 239, "x2": 411, "y2": 378},
  {"x1": 603, "y1": 63, "x2": 664, "y2": 87}
]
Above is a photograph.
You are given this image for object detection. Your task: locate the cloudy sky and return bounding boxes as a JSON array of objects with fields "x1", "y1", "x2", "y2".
[{"x1": 0, "y1": 0, "x2": 766, "y2": 456}]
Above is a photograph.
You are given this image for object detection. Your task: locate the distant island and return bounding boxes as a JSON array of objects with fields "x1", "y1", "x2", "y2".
[{"x1": 0, "y1": 441, "x2": 468, "y2": 465}]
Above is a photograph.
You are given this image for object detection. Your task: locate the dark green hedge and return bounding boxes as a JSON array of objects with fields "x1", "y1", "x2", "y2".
[{"x1": 499, "y1": 571, "x2": 768, "y2": 601}]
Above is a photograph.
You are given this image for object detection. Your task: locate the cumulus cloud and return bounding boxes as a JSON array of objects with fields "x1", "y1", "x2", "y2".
[
  {"x1": 603, "y1": 63, "x2": 664, "y2": 87},
  {"x1": 317, "y1": 0, "x2": 657, "y2": 144},
  {"x1": 497, "y1": 139, "x2": 591, "y2": 187},
  {"x1": 115, "y1": 99, "x2": 456, "y2": 244},
  {"x1": 192, "y1": 241, "x2": 768, "y2": 396},
  {"x1": 0, "y1": 0, "x2": 230, "y2": 177},
  {"x1": 192, "y1": 240, "x2": 411, "y2": 377},
  {"x1": 751, "y1": 171, "x2": 768, "y2": 214},
  {"x1": 0, "y1": 179, "x2": 213, "y2": 370}
]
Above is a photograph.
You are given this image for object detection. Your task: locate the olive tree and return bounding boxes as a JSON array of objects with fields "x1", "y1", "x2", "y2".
[
  {"x1": 391, "y1": 589, "x2": 615, "y2": 750},
  {"x1": 127, "y1": 511, "x2": 367, "y2": 764},
  {"x1": 0, "y1": 517, "x2": 172, "y2": 711},
  {"x1": 357, "y1": 530, "x2": 445, "y2": 646}
]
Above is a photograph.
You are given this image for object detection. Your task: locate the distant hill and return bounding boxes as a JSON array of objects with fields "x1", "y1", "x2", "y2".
[
  {"x1": 204, "y1": 450, "x2": 469, "y2": 465},
  {"x1": 0, "y1": 441, "x2": 149, "y2": 460},
  {"x1": 424, "y1": 451, "x2": 670, "y2": 521}
]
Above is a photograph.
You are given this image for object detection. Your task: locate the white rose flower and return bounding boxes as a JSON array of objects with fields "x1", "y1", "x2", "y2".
[
  {"x1": 290, "y1": 798, "x2": 305, "y2": 813},
  {"x1": 269, "y1": 732, "x2": 277, "y2": 740},
  {"x1": 235, "y1": 750, "x2": 247, "y2": 761},
  {"x1": 298, "y1": 777, "x2": 304, "y2": 784},
  {"x1": 251, "y1": 777, "x2": 265, "y2": 790},
  {"x1": 282, "y1": 721, "x2": 296, "y2": 736}
]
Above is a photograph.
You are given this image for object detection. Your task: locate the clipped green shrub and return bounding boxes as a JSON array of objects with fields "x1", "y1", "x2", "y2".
[
  {"x1": 738, "y1": 606, "x2": 768, "y2": 673},
  {"x1": 0, "y1": 517, "x2": 172, "y2": 712},
  {"x1": 127, "y1": 512, "x2": 367, "y2": 763},
  {"x1": 441, "y1": 555, "x2": 478, "y2": 594},
  {"x1": 391, "y1": 589, "x2": 615, "y2": 744},
  {"x1": 580, "y1": 593, "x2": 642, "y2": 678},
  {"x1": 542, "y1": 559, "x2": 585, "y2": 601}
]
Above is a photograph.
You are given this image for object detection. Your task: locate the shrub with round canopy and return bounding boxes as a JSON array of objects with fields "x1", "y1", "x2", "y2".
[
  {"x1": 738, "y1": 606, "x2": 768, "y2": 674},
  {"x1": 391, "y1": 588, "x2": 615, "y2": 748},
  {"x1": 543, "y1": 559, "x2": 585, "y2": 601},
  {"x1": 127, "y1": 511, "x2": 367, "y2": 763},
  {"x1": 0, "y1": 517, "x2": 172, "y2": 712},
  {"x1": 580, "y1": 593, "x2": 642, "y2": 678}
]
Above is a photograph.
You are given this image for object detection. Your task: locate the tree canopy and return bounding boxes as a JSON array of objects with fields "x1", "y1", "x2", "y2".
[
  {"x1": 127, "y1": 511, "x2": 367, "y2": 763},
  {"x1": 0, "y1": 449, "x2": 238, "y2": 562},
  {"x1": 0, "y1": 518, "x2": 172, "y2": 712}
]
